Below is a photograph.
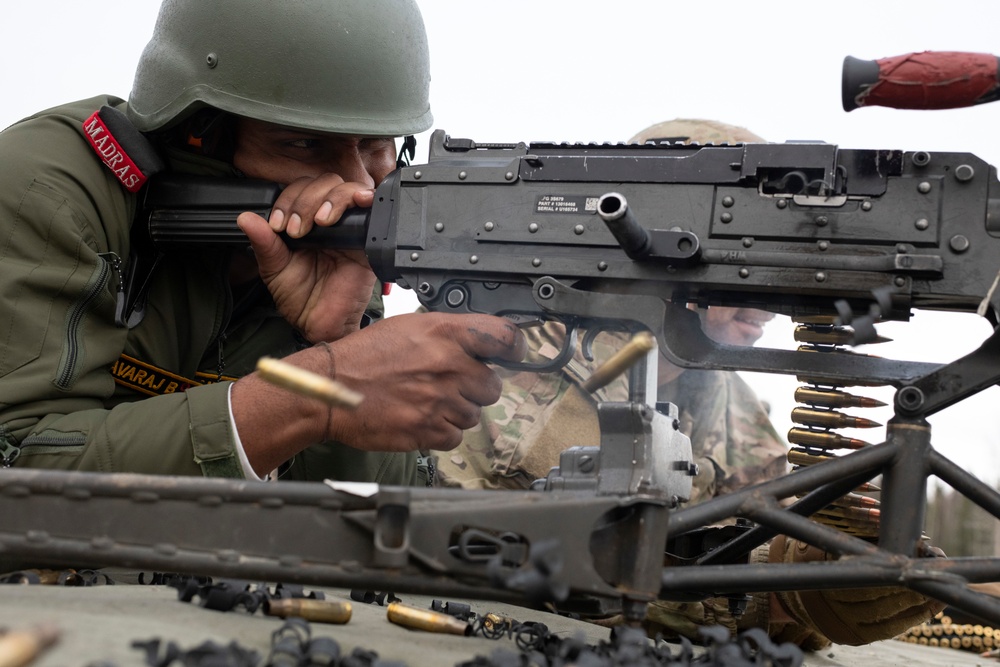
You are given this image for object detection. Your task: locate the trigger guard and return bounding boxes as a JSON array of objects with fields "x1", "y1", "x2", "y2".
[
  {"x1": 489, "y1": 320, "x2": 581, "y2": 372},
  {"x1": 580, "y1": 321, "x2": 634, "y2": 362}
]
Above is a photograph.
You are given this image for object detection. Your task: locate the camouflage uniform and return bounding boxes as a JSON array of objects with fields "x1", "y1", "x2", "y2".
[
  {"x1": 433, "y1": 322, "x2": 797, "y2": 643},
  {"x1": 435, "y1": 324, "x2": 788, "y2": 506}
]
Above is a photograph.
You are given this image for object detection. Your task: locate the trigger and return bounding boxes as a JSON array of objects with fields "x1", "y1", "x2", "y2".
[
  {"x1": 581, "y1": 327, "x2": 600, "y2": 362},
  {"x1": 490, "y1": 321, "x2": 580, "y2": 373},
  {"x1": 581, "y1": 321, "x2": 633, "y2": 362}
]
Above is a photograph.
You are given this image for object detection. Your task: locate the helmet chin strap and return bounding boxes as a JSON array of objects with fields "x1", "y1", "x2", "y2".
[{"x1": 396, "y1": 135, "x2": 417, "y2": 168}]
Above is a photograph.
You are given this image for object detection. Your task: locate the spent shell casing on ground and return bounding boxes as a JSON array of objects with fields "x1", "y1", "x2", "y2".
[
  {"x1": 386, "y1": 602, "x2": 472, "y2": 636},
  {"x1": 0, "y1": 625, "x2": 59, "y2": 667},
  {"x1": 787, "y1": 428, "x2": 871, "y2": 450},
  {"x1": 581, "y1": 331, "x2": 655, "y2": 393},
  {"x1": 264, "y1": 598, "x2": 352, "y2": 624},
  {"x1": 793, "y1": 387, "x2": 887, "y2": 409},
  {"x1": 790, "y1": 407, "x2": 882, "y2": 430},
  {"x1": 11, "y1": 569, "x2": 65, "y2": 585}
]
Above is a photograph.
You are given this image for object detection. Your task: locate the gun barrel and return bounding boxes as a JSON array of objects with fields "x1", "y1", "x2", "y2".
[{"x1": 843, "y1": 51, "x2": 1000, "y2": 111}]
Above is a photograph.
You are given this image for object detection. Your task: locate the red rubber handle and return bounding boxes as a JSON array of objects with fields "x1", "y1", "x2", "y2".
[{"x1": 843, "y1": 51, "x2": 1000, "y2": 111}]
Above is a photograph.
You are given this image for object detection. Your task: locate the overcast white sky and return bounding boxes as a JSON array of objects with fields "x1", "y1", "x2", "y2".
[{"x1": 3, "y1": 0, "x2": 999, "y2": 485}]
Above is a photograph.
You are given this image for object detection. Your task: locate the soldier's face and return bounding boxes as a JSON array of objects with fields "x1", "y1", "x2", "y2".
[
  {"x1": 701, "y1": 307, "x2": 774, "y2": 347},
  {"x1": 232, "y1": 118, "x2": 397, "y2": 187}
]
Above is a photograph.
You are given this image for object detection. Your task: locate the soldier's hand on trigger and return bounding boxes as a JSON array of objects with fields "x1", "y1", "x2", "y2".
[
  {"x1": 232, "y1": 312, "x2": 526, "y2": 476},
  {"x1": 320, "y1": 312, "x2": 527, "y2": 453}
]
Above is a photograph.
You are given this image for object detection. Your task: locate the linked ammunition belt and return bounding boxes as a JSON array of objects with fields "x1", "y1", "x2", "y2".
[{"x1": 896, "y1": 611, "x2": 997, "y2": 655}]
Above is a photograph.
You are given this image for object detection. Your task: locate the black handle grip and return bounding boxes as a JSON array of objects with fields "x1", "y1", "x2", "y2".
[{"x1": 143, "y1": 174, "x2": 370, "y2": 250}]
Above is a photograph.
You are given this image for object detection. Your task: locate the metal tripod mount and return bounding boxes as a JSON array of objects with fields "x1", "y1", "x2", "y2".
[
  {"x1": 517, "y1": 276, "x2": 1000, "y2": 625},
  {"x1": 653, "y1": 310, "x2": 1000, "y2": 626}
]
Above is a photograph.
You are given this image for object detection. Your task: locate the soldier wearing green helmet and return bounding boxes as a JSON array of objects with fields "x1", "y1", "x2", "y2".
[
  {"x1": 126, "y1": 0, "x2": 434, "y2": 137},
  {"x1": 0, "y1": 0, "x2": 524, "y2": 483}
]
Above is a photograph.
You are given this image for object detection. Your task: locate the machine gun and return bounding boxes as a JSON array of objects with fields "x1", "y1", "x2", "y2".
[
  {"x1": 144, "y1": 129, "x2": 1000, "y2": 417},
  {"x1": 3, "y1": 130, "x2": 1000, "y2": 627}
]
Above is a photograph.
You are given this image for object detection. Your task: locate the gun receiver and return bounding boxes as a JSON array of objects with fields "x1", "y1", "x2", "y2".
[{"x1": 143, "y1": 130, "x2": 1000, "y2": 417}]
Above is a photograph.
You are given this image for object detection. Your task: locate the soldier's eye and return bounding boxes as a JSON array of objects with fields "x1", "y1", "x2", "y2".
[{"x1": 286, "y1": 138, "x2": 322, "y2": 150}]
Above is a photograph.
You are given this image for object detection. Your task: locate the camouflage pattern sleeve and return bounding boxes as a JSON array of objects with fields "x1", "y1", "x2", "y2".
[
  {"x1": 658, "y1": 370, "x2": 789, "y2": 504},
  {"x1": 433, "y1": 324, "x2": 629, "y2": 490},
  {"x1": 436, "y1": 324, "x2": 789, "y2": 501}
]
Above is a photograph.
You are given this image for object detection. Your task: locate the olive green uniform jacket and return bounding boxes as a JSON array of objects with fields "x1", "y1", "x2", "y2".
[{"x1": 0, "y1": 95, "x2": 417, "y2": 484}]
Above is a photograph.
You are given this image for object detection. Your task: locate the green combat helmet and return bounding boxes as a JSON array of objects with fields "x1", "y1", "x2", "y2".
[
  {"x1": 126, "y1": 0, "x2": 432, "y2": 137},
  {"x1": 629, "y1": 118, "x2": 764, "y2": 145}
]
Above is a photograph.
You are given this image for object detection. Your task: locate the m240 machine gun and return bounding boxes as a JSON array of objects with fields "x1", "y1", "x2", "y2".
[{"x1": 2, "y1": 130, "x2": 999, "y2": 627}]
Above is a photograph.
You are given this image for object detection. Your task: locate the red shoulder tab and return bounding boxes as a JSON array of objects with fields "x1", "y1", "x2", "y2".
[{"x1": 82, "y1": 110, "x2": 148, "y2": 193}]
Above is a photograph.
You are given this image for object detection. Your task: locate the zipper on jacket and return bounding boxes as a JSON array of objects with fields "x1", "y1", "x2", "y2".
[
  {"x1": 101, "y1": 251, "x2": 127, "y2": 326},
  {"x1": 209, "y1": 255, "x2": 236, "y2": 380},
  {"x1": 19, "y1": 432, "x2": 86, "y2": 452},
  {"x1": 1, "y1": 426, "x2": 20, "y2": 467},
  {"x1": 55, "y1": 254, "x2": 116, "y2": 390}
]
